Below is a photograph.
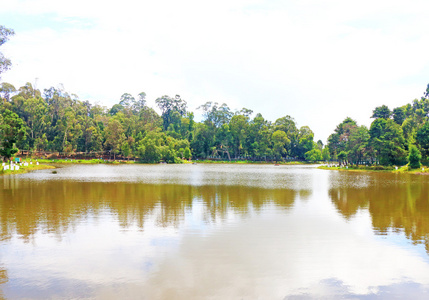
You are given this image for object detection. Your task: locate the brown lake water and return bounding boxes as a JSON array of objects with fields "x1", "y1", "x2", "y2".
[{"x1": 1, "y1": 164, "x2": 429, "y2": 299}]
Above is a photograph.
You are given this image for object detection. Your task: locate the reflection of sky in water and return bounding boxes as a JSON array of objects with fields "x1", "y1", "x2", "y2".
[
  {"x1": 16, "y1": 164, "x2": 317, "y2": 190},
  {"x1": 1, "y1": 165, "x2": 429, "y2": 299}
]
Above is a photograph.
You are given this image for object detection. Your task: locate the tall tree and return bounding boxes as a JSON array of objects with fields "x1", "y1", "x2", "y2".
[
  {"x1": 369, "y1": 118, "x2": 407, "y2": 165},
  {"x1": 392, "y1": 107, "x2": 405, "y2": 125},
  {"x1": 327, "y1": 117, "x2": 357, "y2": 159},
  {"x1": 294, "y1": 126, "x2": 314, "y2": 159},
  {"x1": 156, "y1": 95, "x2": 187, "y2": 131},
  {"x1": 198, "y1": 102, "x2": 233, "y2": 128},
  {"x1": 132, "y1": 92, "x2": 147, "y2": 114},
  {"x1": 416, "y1": 122, "x2": 429, "y2": 161},
  {"x1": 104, "y1": 118, "x2": 124, "y2": 159},
  {"x1": 348, "y1": 125, "x2": 370, "y2": 164},
  {"x1": 0, "y1": 82, "x2": 16, "y2": 101},
  {"x1": 119, "y1": 93, "x2": 135, "y2": 108},
  {"x1": 408, "y1": 144, "x2": 421, "y2": 169},
  {"x1": 371, "y1": 105, "x2": 391, "y2": 119},
  {"x1": 0, "y1": 25, "x2": 14, "y2": 78},
  {"x1": 272, "y1": 130, "x2": 289, "y2": 161},
  {"x1": 274, "y1": 115, "x2": 298, "y2": 156}
]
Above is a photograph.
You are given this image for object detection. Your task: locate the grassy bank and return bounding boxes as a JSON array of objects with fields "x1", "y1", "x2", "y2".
[
  {"x1": 318, "y1": 164, "x2": 429, "y2": 174},
  {"x1": 1, "y1": 162, "x2": 55, "y2": 175}
]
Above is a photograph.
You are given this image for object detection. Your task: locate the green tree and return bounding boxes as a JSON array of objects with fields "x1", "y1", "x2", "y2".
[
  {"x1": 191, "y1": 123, "x2": 215, "y2": 158},
  {"x1": 183, "y1": 147, "x2": 191, "y2": 160},
  {"x1": 109, "y1": 104, "x2": 124, "y2": 115},
  {"x1": 322, "y1": 147, "x2": 331, "y2": 161},
  {"x1": 198, "y1": 102, "x2": 233, "y2": 128},
  {"x1": 369, "y1": 118, "x2": 407, "y2": 165},
  {"x1": 132, "y1": 92, "x2": 147, "y2": 114},
  {"x1": 327, "y1": 117, "x2": 357, "y2": 159},
  {"x1": 0, "y1": 82, "x2": 16, "y2": 101},
  {"x1": 371, "y1": 105, "x2": 391, "y2": 119},
  {"x1": 294, "y1": 126, "x2": 314, "y2": 159},
  {"x1": 337, "y1": 151, "x2": 348, "y2": 164},
  {"x1": 21, "y1": 96, "x2": 51, "y2": 150},
  {"x1": 104, "y1": 118, "x2": 124, "y2": 159},
  {"x1": 247, "y1": 113, "x2": 272, "y2": 159},
  {"x1": 140, "y1": 140, "x2": 161, "y2": 163},
  {"x1": 229, "y1": 114, "x2": 249, "y2": 157},
  {"x1": 416, "y1": 122, "x2": 429, "y2": 162},
  {"x1": 274, "y1": 115, "x2": 298, "y2": 155},
  {"x1": 304, "y1": 148, "x2": 323, "y2": 162},
  {"x1": 272, "y1": 130, "x2": 289, "y2": 161},
  {"x1": 0, "y1": 109, "x2": 26, "y2": 159},
  {"x1": 408, "y1": 145, "x2": 421, "y2": 169},
  {"x1": 119, "y1": 93, "x2": 135, "y2": 108},
  {"x1": 392, "y1": 107, "x2": 405, "y2": 125},
  {"x1": 348, "y1": 125, "x2": 370, "y2": 164},
  {"x1": 156, "y1": 95, "x2": 187, "y2": 131}
]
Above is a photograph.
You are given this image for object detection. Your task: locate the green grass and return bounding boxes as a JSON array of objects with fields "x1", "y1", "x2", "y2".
[{"x1": 319, "y1": 164, "x2": 429, "y2": 174}]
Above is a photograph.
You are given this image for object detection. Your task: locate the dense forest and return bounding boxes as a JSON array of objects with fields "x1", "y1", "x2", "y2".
[
  {"x1": 327, "y1": 84, "x2": 429, "y2": 167},
  {"x1": 0, "y1": 81, "x2": 324, "y2": 163},
  {"x1": 2, "y1": 81, "x2": 429, "y2": 166}
]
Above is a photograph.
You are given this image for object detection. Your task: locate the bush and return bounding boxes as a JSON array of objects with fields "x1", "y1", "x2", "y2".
[{"x1": 408, "y1": 145, "x2": 422, "y2": 169}]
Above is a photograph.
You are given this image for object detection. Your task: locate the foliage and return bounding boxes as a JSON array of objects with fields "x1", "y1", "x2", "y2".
[
  {"x1": 371, "y1": 105, "x2": 391, "y2": 119},
  {"x1": 416, "y1": 122, "x2": 429, "y2": 162},
  {"x1": 322, "y1": 147, "x2": 330, "y2": 161},
  {"x1": 408, "y1": 144, "x2": 421, "y2": 169},
  {"x1": 326, "y1": 84, "x2": 429, "y2": 166},
  {"x1": 369, "y1": 118, "x2": 407, "y2": 165},
  {"x1": 304, "y1": 148, "x2": 322, "y2": 162},
  {"x1": 0, "y1": 109, "x2": 26, "y2": 158}
]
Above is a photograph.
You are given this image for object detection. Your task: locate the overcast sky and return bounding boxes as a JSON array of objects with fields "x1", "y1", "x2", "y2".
[{"x1": 1, "y1": 0, "x2": 429, "y2": 142}]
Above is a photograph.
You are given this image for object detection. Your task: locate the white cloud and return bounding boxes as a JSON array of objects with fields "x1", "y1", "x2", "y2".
[{"x1": 2, "y1": 0, "x2": 429, "y2": 141}]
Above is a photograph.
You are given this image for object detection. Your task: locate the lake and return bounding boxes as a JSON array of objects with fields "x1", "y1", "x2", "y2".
[{"x1": 1, "y1": 164, "x2": 429, "y2": 299}]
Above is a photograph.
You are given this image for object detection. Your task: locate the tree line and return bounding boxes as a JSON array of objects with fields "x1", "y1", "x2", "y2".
[
  {"x1": 327, "y1": 84, "x2": 429, "y2": 168},
  {"x1": 0, "y1": 82, "x2": 326, "y2": 163}
]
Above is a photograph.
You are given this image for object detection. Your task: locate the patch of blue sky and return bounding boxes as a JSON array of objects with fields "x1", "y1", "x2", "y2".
[
  {"x1": 374, "y1": 228, "x2": 429, "y2": 263},
  {"x1": 0, "y1": 12, "x2": 95, "y2": 33}
]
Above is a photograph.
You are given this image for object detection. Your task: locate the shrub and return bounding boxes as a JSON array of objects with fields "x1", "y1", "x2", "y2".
[{"x1": 408, "y1": 145, "x2": 422, "y2": 169}]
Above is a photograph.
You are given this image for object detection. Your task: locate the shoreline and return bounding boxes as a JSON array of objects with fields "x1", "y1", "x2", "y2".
[
  {"x1": 19, "y1": 158, "x2": 313, "y2": 165},
  {"x1": 1, "y1": 163, "x2": 55, "y2": 175},
  {"x1": 318, "y1": 165, "x2": 429, "y2": 175},
  {"x1": 4, "y1": 160, "x2": 429, "y2": 176}
]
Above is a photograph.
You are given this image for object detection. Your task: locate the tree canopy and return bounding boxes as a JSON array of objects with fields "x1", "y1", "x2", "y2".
[
  {"x1": 0, "y1": 81, "x2": 323, "y2": 163},
  {"x1": 327, "y1": 84, "x2": 429, "y2": 166}
]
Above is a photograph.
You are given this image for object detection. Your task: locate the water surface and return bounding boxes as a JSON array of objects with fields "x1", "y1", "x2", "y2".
[{"x1": 1, "y1": 164, "x2": 429, "y2": 299}]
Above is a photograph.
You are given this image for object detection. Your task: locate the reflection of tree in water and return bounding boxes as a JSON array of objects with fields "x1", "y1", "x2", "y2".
[
  {"x1": 0, "y1": 179, "x2": 302, "y2": 242},
  {"x1": 329, "y1": 187, "x2": 369, "y2": 220},
  {"x1": 0, "y1": 266, "x2": 8, "y2": 299},
  {"x1": 329, "y1": 173, "x2": 429, "y2": 253}
]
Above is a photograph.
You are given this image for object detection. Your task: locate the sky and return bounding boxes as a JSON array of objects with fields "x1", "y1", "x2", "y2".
[{"x1": 1, "y1": 0, "x2": 429, "y2": 142}]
